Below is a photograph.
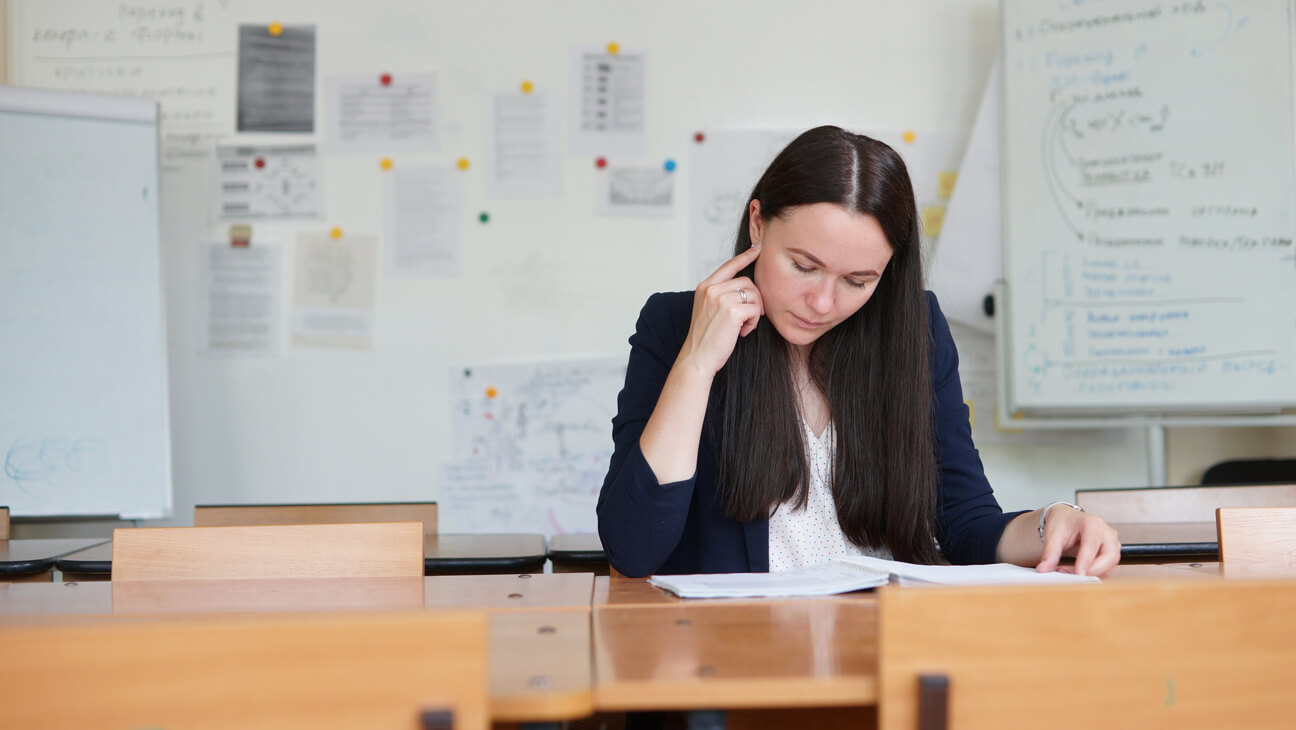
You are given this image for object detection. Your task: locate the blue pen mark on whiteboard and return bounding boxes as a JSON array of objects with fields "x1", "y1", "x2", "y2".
[
  {"x1": 1190, "y1": 3, "x2": 1235, "y2": 57},
  {"x1": 4, "y1": 436, "x2": 105, "y2": 496}
]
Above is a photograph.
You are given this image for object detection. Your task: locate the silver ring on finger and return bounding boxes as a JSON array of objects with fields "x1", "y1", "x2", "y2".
[{"x1": 737, "y1": 288, "x2": 747, "y2": 304}]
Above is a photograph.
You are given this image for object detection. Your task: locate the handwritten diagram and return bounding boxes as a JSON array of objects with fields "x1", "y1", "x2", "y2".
[{"x1": 442, "y1": 358, "x2": 625, "y2": 534}]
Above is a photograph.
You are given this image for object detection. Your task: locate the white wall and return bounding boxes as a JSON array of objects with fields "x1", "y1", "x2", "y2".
[{"x1": 6, "y1": 0, "x2": 1289, "y2": 536}]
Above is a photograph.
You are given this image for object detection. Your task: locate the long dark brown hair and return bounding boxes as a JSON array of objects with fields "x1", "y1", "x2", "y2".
[{"x1": 713, "y1": 125, "x2": 940, "y2": 564}]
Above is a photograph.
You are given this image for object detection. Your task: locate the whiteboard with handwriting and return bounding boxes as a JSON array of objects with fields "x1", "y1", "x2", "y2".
[{"x1": 1001, "y1": 0, "x2": 1296, "y2": 413}]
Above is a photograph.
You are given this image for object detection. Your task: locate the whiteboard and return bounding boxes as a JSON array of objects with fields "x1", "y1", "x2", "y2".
[
  {"x1": 1001, "y1": 0, "x2": 1296, "y2": 414},
  {"x1": 0, "y1": 86, "x2": 172, "y2": 518}
]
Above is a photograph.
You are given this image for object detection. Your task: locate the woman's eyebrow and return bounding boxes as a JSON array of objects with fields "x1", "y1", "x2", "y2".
[{"x1": 787, "y1": 248, "x2": 880, "y2": 277}]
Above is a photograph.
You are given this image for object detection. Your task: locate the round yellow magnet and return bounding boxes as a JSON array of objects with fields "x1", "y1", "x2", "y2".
[
  {"x1": 485, "y1": 386, "x2": 498, "y2": 399},
  {"x1": 902, "y1": 130, "x2": 916, "y2": 144},
  {"x1": 268, "y1": 21, "x2": 283, "y2": 37},
  {"x1": 380, "y1": 157, "x2": 394, "y2": 171},
  {"x1": 606, "y1": 42, "x2": 620, "y2": 55},
  {"x1": 329, "y1": 227, "x2": 343, "y2": 240},
  {"x1": 520, "y1": 80, "x2": 534, "y2": 94},
  {"x1": 457, "y1": 157, "x2": 470, "y2": 171}
]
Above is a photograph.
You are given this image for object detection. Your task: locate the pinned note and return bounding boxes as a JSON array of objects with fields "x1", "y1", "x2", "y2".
[
  {"x1": 237, "y1": 24, "x2": 316, "y2": 133},
  {"x1": 325, "y1": 73, "x2": 438, "y2": 153},
  {"x1": 383, "y1": 166, "x2": 465, "y2": 277},
  {"x1": 485, "y1": 90, "x2": 562, "y2": 199},
  {"x1": 596, "y1": 165, "x2": 674, "y2": 218},
  {"x1": 569, "y1": 47, "x2": 647, "y2": 156},
  {"x1": 200, "y1": 242, "x2": 283, "y2": 357},
  {"x1": 213, "y1": 145, "x2": 321, "y2": 221},
  {"x1": 443, "y1": 357, "x2": 626, "y2": 533},
  {"x1": 291, "y1": 232, "x2": 379, "y2": 349}
]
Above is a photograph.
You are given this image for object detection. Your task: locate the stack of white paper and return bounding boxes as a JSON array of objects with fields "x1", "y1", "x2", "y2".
[{"x1": 648, "y1": 554, "x2": 1099, "y2": 599}]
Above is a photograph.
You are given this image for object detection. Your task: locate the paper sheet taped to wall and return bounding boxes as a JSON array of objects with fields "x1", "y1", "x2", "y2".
[{"x1": 442, "y1": 357, "x2": 626, "y2": 534}]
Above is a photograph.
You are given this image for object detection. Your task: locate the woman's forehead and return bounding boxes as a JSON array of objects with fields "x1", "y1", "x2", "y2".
[{"x1": 770, "y1": 204, "x2": 892, "y2": 270}]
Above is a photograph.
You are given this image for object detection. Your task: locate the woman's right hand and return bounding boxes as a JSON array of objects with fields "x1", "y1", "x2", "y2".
[{"x1": 679, "y1": 244, "x2": 765, "y2": 375}]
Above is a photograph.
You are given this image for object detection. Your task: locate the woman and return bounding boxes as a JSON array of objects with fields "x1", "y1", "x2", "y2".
[{"x1": 597, "y1": 126, "x2": 1120, "y2": 578}]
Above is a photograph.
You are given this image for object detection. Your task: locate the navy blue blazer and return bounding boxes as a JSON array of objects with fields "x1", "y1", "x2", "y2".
[{"x1": 597, "y1": 290, "x2": 1024, "y2": 578}]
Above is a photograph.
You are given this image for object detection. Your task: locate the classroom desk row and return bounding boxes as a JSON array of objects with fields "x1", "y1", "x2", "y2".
[
  {"x1": 0, "y1": 533, "x2": 611, "y2": 581},
  {"x1": 0, "y1": 523, "x2": 1218, "y2": 583},
  {"x1": 0, "y1": 561, "x2": 1251, "y2": 729}
]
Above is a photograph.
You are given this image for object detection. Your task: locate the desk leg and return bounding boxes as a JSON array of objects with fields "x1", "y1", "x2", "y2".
[
  {"x1": 918, "y1": 674, "x2": 948, "y2": 730},
  {"x1": 687, "y1": 710, "x2": 726, "y2": 730}
]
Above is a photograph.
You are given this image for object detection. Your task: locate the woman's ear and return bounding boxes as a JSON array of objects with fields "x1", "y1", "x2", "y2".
[{"x1": 748, "y1": 199, "x2": 764, "y2": 246}]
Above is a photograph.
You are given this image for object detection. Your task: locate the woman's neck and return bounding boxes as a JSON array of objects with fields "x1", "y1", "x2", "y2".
[{"x1": 788, "y1": 344, "x2": 830, "y2": 437}]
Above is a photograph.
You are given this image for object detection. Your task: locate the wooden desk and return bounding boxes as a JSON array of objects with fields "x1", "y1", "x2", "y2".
[
  {"x1": 1, "y1": 538, "x2": 110, "y2": 582},
  {"x1": 0, "y1": 573, "x2": 595, "y2": 723},
  {"x1": 549, "y1": 533, "x2": 609, "y2": 575},
  {"x1": 1, "y1": 609, "x2": 490, "y2": 729},
  {"x1": 3, "y1": 573, "x2": 594, "y2": 616},
  {"x1": 56, "y1": 533, "x2": 550, "y2": 579},
  {"x1": 593, "y1": 574, "x2": 878, "y2": 608},
  {"x1": 594, "y1": 598, "x2": 877, "y2": 712},
  {"x1": 1107, "y1": 560, "x2": 1222, "y2": 580}
]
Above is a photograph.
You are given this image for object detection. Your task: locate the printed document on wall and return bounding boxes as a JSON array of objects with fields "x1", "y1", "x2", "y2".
[
  {"x1": 569, "y1": 48, "x2": 647, "y2": 156},
  {"x1": 291, "y1": 232, "x2": 379, "y2": 349},
  {"x1": 486, "y1": 90, "x2": 562, "y2": 198},
  {"x1": 383, "y1": 166, "x2": 465, "y2": 277},
  {"x1": 441, "y1": 357, "x2": 626, "y2": 534},
  {"x1": 212, "y1": 144, "x2": 322, "y2": 221},
  {"x1": 325, "y1": 73, "x2": 438, "y2": 153},
  {"x1": 237, "y1": 24, "x2": 316, "y2": 133},
  {"x1": 200, "y1": 242, "x2": 283, "y2": 357},
  {"x1": 596, "y1": 165, "x2": 674, "y2": 218}
]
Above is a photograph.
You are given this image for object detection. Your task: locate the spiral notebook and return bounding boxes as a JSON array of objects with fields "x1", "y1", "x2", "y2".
[{"x1": 647, "y1": 554, "x2": 1100, "y2": 598}]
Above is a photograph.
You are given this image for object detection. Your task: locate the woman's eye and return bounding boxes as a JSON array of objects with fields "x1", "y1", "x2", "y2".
[
  {"x1": 846, "y1": 279, "x2": 867, "y2": 289},
  {"x1": 792, "y1": 262, "x2": 814, "y2": 273}
]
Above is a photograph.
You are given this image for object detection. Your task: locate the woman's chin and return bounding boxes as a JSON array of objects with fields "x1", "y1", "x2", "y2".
[{"x1": 769, "y1": 317, "x2": 821, "y2": 347}]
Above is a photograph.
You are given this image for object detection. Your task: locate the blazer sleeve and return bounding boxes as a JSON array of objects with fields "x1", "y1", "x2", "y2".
[
  {"x1": 597, "y1": 292, "x2": 699, "y2": 577},
  {"x1": 927, "y1": 292, "x2": 1028, "y2": 564}
]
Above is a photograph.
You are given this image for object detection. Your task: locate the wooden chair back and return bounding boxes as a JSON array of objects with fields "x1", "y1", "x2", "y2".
[
  {"x1": 195, "y1": 502, "x2": 438, "y2": 535},
  {"x1": 112, "y1": 522, "x2": 425, "y2": 581},
  {"x1": 1217, "y1": 506, "x2": 1296, "y2": 577},
  {"x1": 0, "y1": 506, "x2": 8, "y2": 539},
  {"x1": 0, "y1": 609, "x2": 488, "y2": 729},
  {"x1": 879, "y1": 580, "x2": 1296, "y2": 730},
  {"x1": 1075, "y1": 483, "x2": 1296, "y2": 523}
]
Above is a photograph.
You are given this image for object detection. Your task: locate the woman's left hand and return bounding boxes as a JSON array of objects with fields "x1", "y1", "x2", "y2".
[{"x1": 1035, "y1": 506, "x2": 1121, "y2": 578}]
